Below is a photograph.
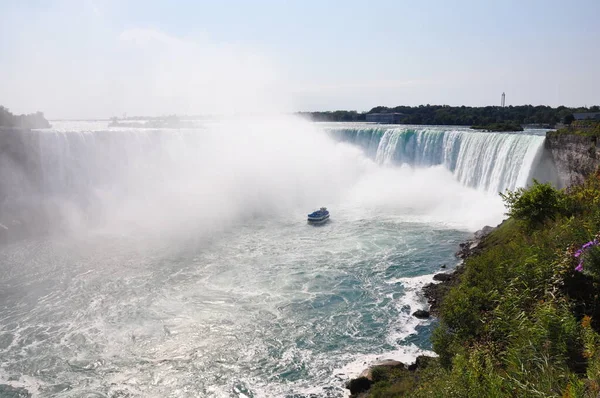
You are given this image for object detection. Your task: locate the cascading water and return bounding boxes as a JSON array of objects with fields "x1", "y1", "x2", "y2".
[
  {"x1": 0, "y1": 120, "x2": 550, "y2": 397},
  {"x1": 329, "y1": 125, "x2": 547, "y2": 193}
]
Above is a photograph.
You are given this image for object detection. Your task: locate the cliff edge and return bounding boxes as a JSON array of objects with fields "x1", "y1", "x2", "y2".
[{"x1": 546, "y1": 131, "x2": 600, "y2": 187}]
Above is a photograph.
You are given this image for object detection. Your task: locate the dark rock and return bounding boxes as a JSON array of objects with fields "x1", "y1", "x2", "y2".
[
  {"x1": 423, "y1": 267, "x2": 465, "y2": 316},
  {"x1": 440, "y1": 264, "x2": 447, "y2": 269},
  {"x1": 455, "y1": 226, "x2": 496, "y2": 259},
  {"x1": 433, "y1": 273, "x2": 451, "y2": 282},
  {"x1": 346, "y1": 377, "x2": 372, "y2": 395},
  {"x1": 422, "y1": 283, "x2": 437, "y2": 302},
  {"x1": 412, "y1": 309, "x2": 430, "y2": 319},
  {"x1": 456, "y1": 242, "x2": 476, "y2": 259}
]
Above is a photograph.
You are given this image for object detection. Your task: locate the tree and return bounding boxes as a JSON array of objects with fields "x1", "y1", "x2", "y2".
[{"x1": 564, "y1": 114, "x2": 575, "y2": 125}]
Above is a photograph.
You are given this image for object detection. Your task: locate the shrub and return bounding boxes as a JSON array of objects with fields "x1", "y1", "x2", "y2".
[
  {"x1": 432, "y1": 323, "x2": 455, "y2": 369},
  {"x1": 500, "y1": 180, "x2": 566, "y2": 230}
]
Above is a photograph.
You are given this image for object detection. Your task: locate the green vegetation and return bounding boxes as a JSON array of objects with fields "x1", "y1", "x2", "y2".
[
  {"x1": 361, "y1": 174, "x2": 600, "y2": 397},
  {"x1": 0, "y1": 105, "x2": 50, "y2": 129},
  {"x1": 367, "y1": 367, "x2": 420, "y2": 397},
  {"x1": 548, "y1": 121, "x2": 600, "y2": 138},
  {"x1": 500, "y1": 180, "x2": 566, "y2": 230},
  {"x1": 471, "y1": 122, "x2": 524, "y2": 132},
  {"x1": 299, "y1": 105, "x2": 600, "y2": 126}
]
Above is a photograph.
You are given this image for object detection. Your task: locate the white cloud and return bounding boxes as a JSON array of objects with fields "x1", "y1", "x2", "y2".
[{"x1": 119, "y1": 28, "x2": 184, "y2": 47}]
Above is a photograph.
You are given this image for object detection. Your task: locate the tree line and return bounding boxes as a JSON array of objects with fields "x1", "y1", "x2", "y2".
[
  {"x1": 0, "y1": 106, "x2": 51, "y2": 129},
  {"x1": 299, "y1": 104, "x2": 600, "y2": 126}
]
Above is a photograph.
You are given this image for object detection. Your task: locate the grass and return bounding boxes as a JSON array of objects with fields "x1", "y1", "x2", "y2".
[
  {"x1": 361, "y1": 174, "x2": 600, "y2": 397},
  {"x1": 547, "y1": 121, "x2": 600, "y2": 137}
]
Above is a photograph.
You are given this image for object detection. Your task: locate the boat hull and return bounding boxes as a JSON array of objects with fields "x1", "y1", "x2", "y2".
[{"x1": 307, "y1": 214, "x2": 330, "y2": 224}]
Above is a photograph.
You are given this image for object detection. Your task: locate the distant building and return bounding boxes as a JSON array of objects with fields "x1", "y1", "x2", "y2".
[
  {"x1": 573, "y1": 112, "x2": 600, "y2": 121},
  {"x1": 366, "y1": 113, "x2": 404, "y2": 124}
]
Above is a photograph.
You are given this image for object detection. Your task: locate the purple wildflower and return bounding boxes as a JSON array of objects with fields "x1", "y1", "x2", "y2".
[{"x1": 572, "y1": 238, "x2": 600, "y2": 271}]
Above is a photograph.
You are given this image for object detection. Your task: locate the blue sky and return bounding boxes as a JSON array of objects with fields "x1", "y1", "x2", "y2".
[{"x1": 1, "y1": 0, "x2": 599, "y2": 118}]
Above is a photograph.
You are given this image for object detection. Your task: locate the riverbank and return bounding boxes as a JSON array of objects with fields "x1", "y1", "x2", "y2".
[
  {"x1": 345, "y1": 225, "x2": 497, "y2": 396},
  {"x1": 346, "y1": 176, "x2": 600, "y2": 397},
  {"x1": 422, "y1": 225, "x2": 495, "y2": 316}
]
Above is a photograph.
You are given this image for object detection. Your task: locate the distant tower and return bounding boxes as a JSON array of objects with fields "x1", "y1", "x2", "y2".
[{"x1": 501, "y1": 92, "x2": 506, "y2": 108}]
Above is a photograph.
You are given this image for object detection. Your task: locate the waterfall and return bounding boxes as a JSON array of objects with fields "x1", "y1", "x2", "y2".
[
  {"x1": 330, "y1": 126, "x2": 546, "y2": 193},
  {"x1": 0, "y1": 121, "x2": 550, "y2": 240}
]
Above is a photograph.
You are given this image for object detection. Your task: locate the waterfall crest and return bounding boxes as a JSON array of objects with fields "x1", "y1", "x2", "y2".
[{"x1": 330, "y1": 126, "x2": 545, "y2": 193}]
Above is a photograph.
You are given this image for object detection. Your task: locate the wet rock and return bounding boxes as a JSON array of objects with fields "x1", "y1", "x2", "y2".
[
  {"x1": 412, "y1": 309, "x2": 430, "y2": 319},
  {"x1": 423, "y1": 267, "x2": 464, "y2": 316},
  {"x1": 440, "y1": 264, "x2": 447, "y2": 269}
]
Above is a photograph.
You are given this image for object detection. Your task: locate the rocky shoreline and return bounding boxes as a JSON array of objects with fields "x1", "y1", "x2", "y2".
[
  {"x1": 346, "y1": 225, "x2": 496, "y2": 397},
  {"x1": 346, "y1": 356, "x2": 435, "y2": 396},
  {"x1": 421, "y1": 225, "x2": 494, "y2": 316}
]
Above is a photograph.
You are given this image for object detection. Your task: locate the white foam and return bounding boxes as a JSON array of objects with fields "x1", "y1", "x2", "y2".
[
  {"x1": 332, "y1": 273, "x2": 441, "y2": 384},
  {"x1": 386, "y1": 274, "x2": 436, "y2": 345}
]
